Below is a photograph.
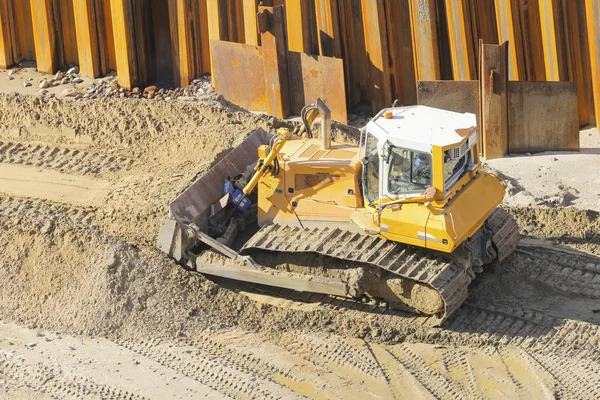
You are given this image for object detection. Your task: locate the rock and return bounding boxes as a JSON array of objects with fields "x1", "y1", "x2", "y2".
[
  {"x1": 553, "y1": 157, "x2": 558, "y2": 161},
  {"x1": 33, "y1": 112, "x2": 40, "y2": 120},
  {"x1": 55, "y1": 71, "x2": 63, "y2": 80},
  {"x1": 6, "y1": 76, "x2": 13, "y2": 81},
  {"x1": 7, "y1": 69, "x2": 14, "y2": 75},
  {"x1": 584, "y1": 231, "x2": 593, "y2": 240},
  {"x1": 132, "y1": 87, "x2": 140, "y2": 93},
  {"x1": 526, "y1": 152, "x2": 532, "y2": 156},
  {"x1": 66, "y1": 66, "x2": 78, "y2": 75},
  {"x1": 144, "y1": 85, "x2": 158, "y2": 93},
  {"x1": 24, "y1": 342, "x2": 37, "y2": 348},
  {"x1": 60, "y1": 77, "x2": 69, "y2": 85},
  {"x1": 61, "y1": 88, "x2": 78, "y2": 97},
  {"x1": 72, "y1": 77, "x2": 83, "y2": 84},
  {"x1": 119, "y1": 93, "x2": 125, "y2": 98},
  {"x1": 147, "y1": 92, "x2": 154, "y2": 100},
  {"x1": 178, "y1": 96, "x2": 194, "y2": 102},
  {"x1": 23, "y1": 81, "x2": 31, "y2": 87},
  {"x1": 523, "y1": 225, "x2": 536, "y2": 233},
  {"x1": 38, "y1": 80, "x2": 49, "y2": 88}
]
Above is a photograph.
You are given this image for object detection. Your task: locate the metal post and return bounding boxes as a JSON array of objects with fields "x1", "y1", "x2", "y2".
[
  {"x1": 410, "y1": 0, "x2": 441, "y2": 81},
  {"x1": 361, "y1": 0, "x2": 392, "y2": 112},
  {"x1": 444, "y1": 0, "x2": 477, "y2": 80},
  {"x1": 259, "y1": 5, "x2": 290, "y2": 118},
  {"x1": 30, "y1": 0, "x2": 58, "y2": 73},
  {"x1": 585, "y1": 0, "x2": 600, "y2": 126},
  {"x1": 110, "y1": 0, "x2": 137, "y2": 89},
  {"x1": 242, "y1": 0, "x2": 260, "y2": 46},
  {"x1": 494, "y1": 0, "x2": 523, "y2": 81}
]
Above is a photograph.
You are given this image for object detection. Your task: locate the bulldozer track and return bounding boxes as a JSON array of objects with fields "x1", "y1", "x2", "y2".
[
  {"x1": 0, "y1": 140, "x2": 135, "y2": 175},
  {"x1": 524, "y1": 352, "x2": 600, "y2": 399},
  {"x1": 0, "y1": 194, "x2": 97, "y2": 228},
  {"x1": 386, "y1": 345, "x2": 467, "y2": 400},
  {"x1": 0, "y1": 357, "x2": 147, "y2": 400},
  {"x1": 514, "y1": 245, "x2": 600, "y2": 298},
  {"x1": 244, "y1": 282, "x2": 600, "y2": 360},
  {"x1": 243, "y1": 224, "x2": 472, "y2": 325},
  {"x1": 277, "y1": 333, "x2": 386, "y2": 380},
  {"x1": 113, "y1": 338, "x2": 302, "y2": 400}
]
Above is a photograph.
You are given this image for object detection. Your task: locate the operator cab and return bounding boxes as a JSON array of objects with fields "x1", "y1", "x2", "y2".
[{"x1": 361, "y1": 105, "x2": 479, "y2": 206}]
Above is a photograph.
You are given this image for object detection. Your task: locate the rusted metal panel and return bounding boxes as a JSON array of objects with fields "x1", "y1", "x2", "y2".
[
  {"x1": 259, "y1": 5, "x2": 290, "y2": 118},
  {"x1": 385, "y1": 0, "x2": 417, "y2": 106},
  {"x1": 198, "y1": 0, "x2": 211, "y2": 74},
  {"x1": 206, "y1": 0, "x2": 227, "y2": 84},
  {"x1": 285, "y1": 0, "x2": 317, "y2": 54},
  {"x1": 508, "y1": 81, "x2": 579, "y2": 152},
  {"x1": 538, "y1": 0, "x2": 566, "y2": 81},
  {"x1": 444, "y1": 0, "x2": 476, "y2": 80},
  {"x1": 210, "y1": 41, "x2": 266, "y2": 112},
  {"x1": 337, "y1": 0, "x2": 369, "y2": 106},
  {"x1": 315, "y1": 0, "x2": 342, "y2": 58},
  {"x1": 102, "y1": 0, "x2": 116, "y2": 70},
  {"x1": 416, "y1": 80, "x2": 479, "y2": 116},
  {"x1": 409, "y1": 0, "x2": 441, "y2": 81},
  {"x1": 287, "y1": 51, "x2": 347, "y2": 123},
  {"x1": 494, "y1": 0, "x2": 523, "y2": 80},
  {"x1": 515, "y1": 0, "x2": 546, "y2": 81},
  {"x1": 168, "y1": 0, "x2": 195, "y2": 87},
  {"x1": 30, "y1": 0, "x2": 58, "y2": 73},
  {"x1": 0, "y1": 1, "x2": 14, "y2": 68},
  {"x1": 15, "y1": 0, "x2": 35, "y2": 61},
  {"x1": 480, "y1": 42, "x2": 509, "y2": 160},
  {"x1": 585, "y1": 0, "x2": 600, "y2": 126},
  {"x1": 562, "y1": 0, "x2": 589, "y2": 126},
  {"x1": 110, "y1": 0, "x2": 137, "y2": 89},
  {"x1": 242, "y1": 0, "x2": 260, "y2": 45},
  {"x1": 361, "y1": 0, "x2": 392, "y2": 111},
  {"x1": 73, "y1": 0, "x2": 103, "y2": 78}
]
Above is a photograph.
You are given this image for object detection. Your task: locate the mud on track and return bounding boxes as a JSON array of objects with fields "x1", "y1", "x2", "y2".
[{"x1": 1, "y1": 92, "x2": 600, "y2": 398}]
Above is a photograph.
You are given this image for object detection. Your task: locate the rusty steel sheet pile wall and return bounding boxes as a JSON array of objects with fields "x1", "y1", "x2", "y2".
[{"x1": 0, "y1": 0, "x2": 598, "y2": 127}]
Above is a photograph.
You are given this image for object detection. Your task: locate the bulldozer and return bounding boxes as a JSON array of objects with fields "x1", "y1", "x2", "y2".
[{"x1": 158, "y1": 99, "x2": 519, "y2": 324}]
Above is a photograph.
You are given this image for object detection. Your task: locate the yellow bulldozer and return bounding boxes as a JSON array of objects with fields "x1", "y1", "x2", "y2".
[{"x1": 158, "y1": 99, "x2": 519, "y2": 324}]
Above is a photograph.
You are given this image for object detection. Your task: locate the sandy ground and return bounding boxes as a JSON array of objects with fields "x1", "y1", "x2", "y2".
[
  {"x1": 0, "y1": 67, "x2": 600, "y2": 399},
  {"x1": 488, "y1": 126, "x2": 600, "y2": 212}
]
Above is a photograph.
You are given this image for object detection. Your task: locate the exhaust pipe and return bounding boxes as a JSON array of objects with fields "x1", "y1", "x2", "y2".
[{"x1": 316, "y1": 98, "x2": 331, "y2": 150}]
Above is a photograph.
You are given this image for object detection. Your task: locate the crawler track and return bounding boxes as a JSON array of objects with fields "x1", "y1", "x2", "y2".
[{"x1": 242, "y1": 208, "x2": 520, "y2": 325}]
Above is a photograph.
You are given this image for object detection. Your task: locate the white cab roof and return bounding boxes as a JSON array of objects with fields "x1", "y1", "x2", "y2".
[{"x1": 366, "y1": 105, "x2": 477, "y2": 153}]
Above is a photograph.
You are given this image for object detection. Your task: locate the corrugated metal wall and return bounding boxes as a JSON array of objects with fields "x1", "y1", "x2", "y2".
[{"x1": 0, "y1": 0, "x2": 598, "y2": 126}]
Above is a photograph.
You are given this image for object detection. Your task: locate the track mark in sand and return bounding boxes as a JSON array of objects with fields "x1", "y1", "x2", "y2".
[
  {"x1": 524, "y1": 351, "x2": 600, "y2": 399},
  {"x1": 114, "y1": 338, "x2": 303, "y2": 400},
  {"x1": 0, "y1": 195, "x2": 96, "y2": 227},
  {"x1": 386, "y1": 344, "x2": 467, "y2": 399},
  {"x1": 0, "y1": 140, "x2": 135, "y2": 175},
  {"x1": 0, "y1": 357, "x2": 147, "y2": 400},
  {"x1": 515, "y1": 245, "x2": 600, "y2": 298},
  {"x1": 367, "y1": 343, "x2": 436, "y2": 399},
  {"x1": 0, "y1": 164, "x2": 111, "y2": 207},
  {"x1": 446, "y1": 303, "x2": 600, "y2": 359}
]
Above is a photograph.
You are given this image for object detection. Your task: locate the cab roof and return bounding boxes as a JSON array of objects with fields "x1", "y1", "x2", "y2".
[{"x1": 366, "y1": 105, "x2": 477, "y2": 153}]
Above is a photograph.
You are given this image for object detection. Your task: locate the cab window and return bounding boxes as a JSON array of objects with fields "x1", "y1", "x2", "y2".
[
  {"x1": 388, "y1": 147, "x2": 431, "y2": 194},
  {"x1": 363, "y1": 133, "x2": 379, "y2": 203},
  {"x1": 444, "y1": 149, "x2": 470, "y2": 190}
]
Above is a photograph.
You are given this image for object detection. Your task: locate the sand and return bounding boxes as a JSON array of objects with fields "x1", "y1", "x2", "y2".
[{"x1": 0, "y1": 66, "x2": 600, "y2": 398}]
